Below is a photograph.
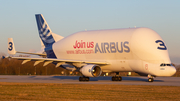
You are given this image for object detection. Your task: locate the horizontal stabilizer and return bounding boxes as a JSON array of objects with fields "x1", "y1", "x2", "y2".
[
  {"x1": 16, "y1": 51, "x2": 46, "y2": 56},
  {"x1": 7, "y1": 38, "x2": 46, "y2": 56}
]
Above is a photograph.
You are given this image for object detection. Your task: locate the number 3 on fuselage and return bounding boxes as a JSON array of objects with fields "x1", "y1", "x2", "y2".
[{"x1": 155, "y1": 40, "x2": 167, "y2": 50}]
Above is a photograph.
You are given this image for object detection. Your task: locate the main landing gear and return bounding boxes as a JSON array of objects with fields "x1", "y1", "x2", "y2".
[
  {"x1": 112, "y1": 76, "x2": 122, "y2": 81},
  {"x1": 112, "y1": 72, "x2": 122, "y2": 81},
  {"x1": 148, "y1": 75, "x2": 154, "y2": 82},
  {"x1": 79, "y1": 76, "x2": 89, "y2": 81}
]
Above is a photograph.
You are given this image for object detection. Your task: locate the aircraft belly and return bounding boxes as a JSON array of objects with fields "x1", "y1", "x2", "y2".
[
  {"x1": 100, "y1": 60, "x2": 133, "y2": 72},
  {"x1": 128, "y1": 60, "x2": 145, "y2": 73}
]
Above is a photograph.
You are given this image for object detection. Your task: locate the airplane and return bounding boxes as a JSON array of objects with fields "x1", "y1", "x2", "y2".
[{"x1": 5, "y1": 14, "x2": 176, "y2": 82}]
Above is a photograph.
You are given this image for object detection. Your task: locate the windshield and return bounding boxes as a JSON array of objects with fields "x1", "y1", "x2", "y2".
[{"x1": 160, "y1": 63, "x2": 173, "y2": 67}]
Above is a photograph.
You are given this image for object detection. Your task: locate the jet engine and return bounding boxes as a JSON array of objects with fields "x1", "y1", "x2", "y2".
[{"x1": 80, "y1": 64, "x2": 102, "y2": 77}]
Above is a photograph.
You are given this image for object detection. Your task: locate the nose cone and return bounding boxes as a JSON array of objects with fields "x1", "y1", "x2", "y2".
[{"x1": 169, "y1": 66, "x2": 176, "y2": 76}]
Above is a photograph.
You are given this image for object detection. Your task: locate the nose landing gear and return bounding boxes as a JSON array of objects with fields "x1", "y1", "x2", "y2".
[
  {"x1": 148, "y1": 75, "x2": 154, "y2": 82},
  {"x1": 148, "y1": 78, "x2": 154, "y2": 82}
]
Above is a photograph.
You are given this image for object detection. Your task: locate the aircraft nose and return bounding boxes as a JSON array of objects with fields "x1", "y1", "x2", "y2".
[{"x1": 169, "y1": 66, "x2": 176, "y2": 76}]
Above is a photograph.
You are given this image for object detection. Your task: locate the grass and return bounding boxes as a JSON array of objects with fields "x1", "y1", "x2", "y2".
[{"x1": 0, "y1": 82, "x2": 180, "y2": 101}]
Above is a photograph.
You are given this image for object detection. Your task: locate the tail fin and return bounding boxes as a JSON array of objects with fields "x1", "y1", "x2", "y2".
[
  {"x1": 8, "y1": 38, "x2": 16, "y2": 55},
  {"x1": 35, "y1": 14, "x2": 55, "y2": 47}
]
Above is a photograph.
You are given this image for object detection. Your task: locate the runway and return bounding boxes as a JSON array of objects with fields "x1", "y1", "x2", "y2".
[{"x1": 0, "y1": 75, "x2": 180, "y2": 86}]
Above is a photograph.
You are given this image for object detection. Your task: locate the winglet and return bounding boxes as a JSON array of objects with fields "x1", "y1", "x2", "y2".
[{"x1": 8, "y1": 38, "x2": 16, "y2": 55}]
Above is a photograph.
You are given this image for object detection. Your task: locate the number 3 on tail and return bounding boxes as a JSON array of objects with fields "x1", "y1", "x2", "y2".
[
  {"x1": 155, "y1": 40, "x2": 167, "y2": 50},
  {"x1": 8, "y1": 42, "x2": 13, "y2": 51}
]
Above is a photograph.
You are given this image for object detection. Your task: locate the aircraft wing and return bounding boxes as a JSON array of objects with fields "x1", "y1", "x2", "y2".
[{"x1": 6, "y1": 56, "x2": 109, "y2": 67}]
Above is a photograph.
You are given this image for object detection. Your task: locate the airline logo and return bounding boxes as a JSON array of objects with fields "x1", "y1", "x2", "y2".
[
  {"x1": 67, "y1": 40, "x2": 130, "y2": 54},
  {"x1": 36, "y1": 14, "x2": 55, "y2": 45},
  {"x1": 95, "y1": 41, "x2": 130, "y2": 53}
]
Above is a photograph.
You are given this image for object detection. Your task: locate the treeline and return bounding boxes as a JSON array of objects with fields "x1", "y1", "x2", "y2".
[
  {"x1": 0, "y1": 53, "x2": 180, "y2": 76},
  {"x1": 0, "y1": 58, "x2": 79, "y2": 75},
  {"x1": 174, "y1": 64, "x2": 180, "y2": 77}
]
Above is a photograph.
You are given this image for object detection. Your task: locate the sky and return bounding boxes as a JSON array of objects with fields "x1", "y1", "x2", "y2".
[{"x1": 0, "y1": 0, "x2": 180, "y2": 63}]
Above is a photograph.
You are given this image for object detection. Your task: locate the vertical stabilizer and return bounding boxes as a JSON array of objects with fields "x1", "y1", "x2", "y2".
[
  {"x1": 35, "y1": 14, "x2": 55, "y2": 47},
  {"x1": 8, "y1": 38, "x2": 16, "y2": 55}
]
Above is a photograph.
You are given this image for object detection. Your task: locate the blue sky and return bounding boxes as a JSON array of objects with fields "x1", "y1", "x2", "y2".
[{"x1": 0, "y1": 0, "x2": 180, "y2": 63}]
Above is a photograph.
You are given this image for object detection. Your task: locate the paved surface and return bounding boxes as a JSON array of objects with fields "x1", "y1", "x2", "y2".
[{"x1": 0, "y1": 75, "x2": 180, "y2": 86}]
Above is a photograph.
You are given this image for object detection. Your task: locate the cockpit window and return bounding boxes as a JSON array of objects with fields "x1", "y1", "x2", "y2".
[
  {"x1": 160, "y1": 63, "x2": 173, "y2": 66},
  {"x1": 167, "y1": 64, "x2": 171, "y2": 66}
]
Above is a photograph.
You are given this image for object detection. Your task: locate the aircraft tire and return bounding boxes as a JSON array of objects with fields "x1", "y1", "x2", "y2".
[
  {"x1": 118, "y1": 76, "x2": 122, "y2": 81},
  {"x1": 79, "y1": 77, "x2": 83, "y2": 81},
  {"x1": 115, "y1": 77, "x2": 118, "y2": 81},
  {"x1": 112, "y1": 76, "x2": 122, "y2": 81},
  {"x1": 79, "y1": 77, "x2": 89, "y2": 81},
  {"x1": 85, "y1": 77, "x2": 89, "y2": 81},
  {"x1": 112, "y1": 77, "x2": 115, "y2": 81},
  {"x1": 148, "y1": 78, "x2": 154, "y2": 82}
]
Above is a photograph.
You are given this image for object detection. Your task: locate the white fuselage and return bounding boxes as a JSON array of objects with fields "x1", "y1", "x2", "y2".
[{"x1": 52, "y1": 28, "x2": 176, "y2": 77}]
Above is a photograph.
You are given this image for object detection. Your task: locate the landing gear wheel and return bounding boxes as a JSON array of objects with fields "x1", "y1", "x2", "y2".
[
  {"x1": 85, "y1": 77, "x2": 89, "y2": 81},
  {"x1": 112, "y1": 76, "x2": 122, "y2": 81},
  {"x1": 79, "y1": 77, "x2": 89, "y2": 81},
  {"x1": 79, "y1": 77, "x2": 83, "y2": 81},
  {"x1": 112, "y1": 77, "x2": 115, "y2": 81},
  {"x1": 148, "y1": 78, "x2": 154, "y2": 82},
  {"x1": 118, "y1": 76, "x2": 122, "y2": 81}
]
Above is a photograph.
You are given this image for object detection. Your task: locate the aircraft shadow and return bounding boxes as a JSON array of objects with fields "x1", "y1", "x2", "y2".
[
  {"x1": 121, "y1": 77, "x2": 163, "y2": 82},
  {"x1": 51, "y1": 76, "x2": 164, "y2": 82}
]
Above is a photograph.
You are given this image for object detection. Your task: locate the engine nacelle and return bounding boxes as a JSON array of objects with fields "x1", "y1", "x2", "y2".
[{"x1": 80, "y1": 64, "x2": 102, "y2": 77}]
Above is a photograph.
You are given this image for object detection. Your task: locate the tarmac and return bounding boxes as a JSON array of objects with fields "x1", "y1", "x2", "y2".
[{"x1": 0, "y1": 75, "x2": 180, "y2": 86}]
